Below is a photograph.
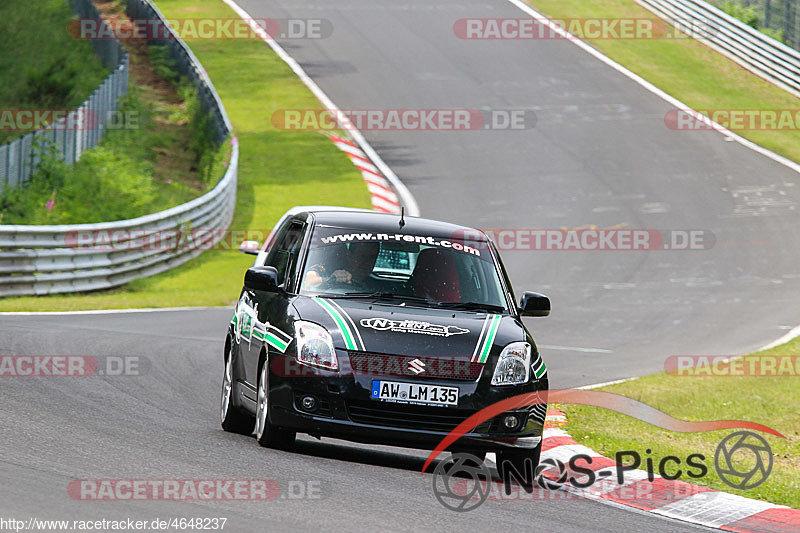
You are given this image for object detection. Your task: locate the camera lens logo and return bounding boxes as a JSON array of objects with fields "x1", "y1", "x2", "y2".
[
  {"x1": 534, "y1": 457, "x2": 569, "y2": 490},
  {"x1": 714, "y1": 431, "x2": 773, "y2": 490},
  {"x1": 432, "y1": 453, "x2": 491, "y2": 512}
]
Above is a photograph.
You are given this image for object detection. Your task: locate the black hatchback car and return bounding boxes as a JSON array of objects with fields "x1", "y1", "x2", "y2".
[{"x1": 220, "y1": 206, "x2": 550, "y2": 472}]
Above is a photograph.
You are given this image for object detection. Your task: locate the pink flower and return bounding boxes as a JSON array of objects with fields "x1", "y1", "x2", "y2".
[{"x1": 46, "y1": 190, "x2": 57, "y2": 211}]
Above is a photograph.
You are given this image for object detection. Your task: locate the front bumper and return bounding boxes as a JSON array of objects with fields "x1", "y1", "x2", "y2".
[{"x1": 267, "y1": 354, "x2": 548, "y2": 453}]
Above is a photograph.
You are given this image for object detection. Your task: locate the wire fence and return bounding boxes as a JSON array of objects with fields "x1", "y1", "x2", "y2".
[
  {"x1": 0, "y1": 0, "x2": 129, "y2": 195},
  {"x1": 712, "y1": 0, "x2": 800, "y2": 49}
]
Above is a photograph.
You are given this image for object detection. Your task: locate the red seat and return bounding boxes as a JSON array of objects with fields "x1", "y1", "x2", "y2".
[{"x1": 412, "y1": 248, "x2": 461, "y2": 302}]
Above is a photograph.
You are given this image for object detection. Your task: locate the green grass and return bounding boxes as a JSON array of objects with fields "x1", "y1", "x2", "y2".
[
  {"x1": 527, "y1": 0, "x2": 800, "y2": 162},
  {"x1": 0, "y1": 0, "x2": 370, "y2": 311},
  {"x1": 562, "y1": 337, "x2": 800, "y2": 508},
  {"x1": 0, "y1": 0, "x2": 109, "y2": 144}
]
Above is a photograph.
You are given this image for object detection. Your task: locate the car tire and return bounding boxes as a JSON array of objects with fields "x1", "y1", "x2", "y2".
[
  {"x1": 497, "y1": 442, "x2": 542, "y2": 492},
  {"x1": 220, "y1": 349, "x2": 253, "y2": 434},
  {"x1": 255, "y1": 361, "x2": 296, "y2": 449}
]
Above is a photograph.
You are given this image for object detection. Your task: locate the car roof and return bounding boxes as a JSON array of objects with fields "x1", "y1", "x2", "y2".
[{"x1": 296, "y1": 207, "x2": 489, "y2": 241}]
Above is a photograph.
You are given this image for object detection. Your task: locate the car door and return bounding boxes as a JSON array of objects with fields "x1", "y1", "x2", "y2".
[{"x1": 242, "y1": 217, "x2": 308, "y2": 387}]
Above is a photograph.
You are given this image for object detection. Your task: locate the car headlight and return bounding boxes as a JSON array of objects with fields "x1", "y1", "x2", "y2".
[
  {"x1": 491, "y1": 342, "x2": 531, "y2": 385},
  {"x1": 295, "y1": 321, "x2": 338, "y2": 371}
]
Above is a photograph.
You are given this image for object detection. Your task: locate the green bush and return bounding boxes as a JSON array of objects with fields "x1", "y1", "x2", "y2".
[
  {"x1": 0, "y1": 91, "x2": 161, "y2": 225},
  {"x1": 148, "y1": 46, "x2": 181, "y2": 87},
  {"x1": 151, "y1": 44, "x2": 225, "y2": 186},
  {"x1": 180, "y1": 84, "x2": 225, "y2": 186},
  {"x1": 717, "y1": 1, "x2": 760, "y2": 29},
  {"x1": 759, "y1": 26, "x2": 785, "y2": 42}
]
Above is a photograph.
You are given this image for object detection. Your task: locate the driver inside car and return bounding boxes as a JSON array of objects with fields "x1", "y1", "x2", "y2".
[{"x1": 304, "y1": 241, "x2": 381, "y2": 290}]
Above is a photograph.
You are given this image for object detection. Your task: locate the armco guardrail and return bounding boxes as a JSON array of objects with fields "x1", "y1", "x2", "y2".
[
  {"x1": 638, "y1": 0, "x2": 800, "y2": 97},
  {"x1": 0, "y1": 0, "x2": 236, "y2": 297},
  {"x1": 0, "y1": 0, "x2": 129, "y2": 194}
]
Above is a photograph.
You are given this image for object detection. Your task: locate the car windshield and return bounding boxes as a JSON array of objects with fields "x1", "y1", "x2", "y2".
[{"x1": 299, "y1": 225, "x2": 508, "y2": 312}]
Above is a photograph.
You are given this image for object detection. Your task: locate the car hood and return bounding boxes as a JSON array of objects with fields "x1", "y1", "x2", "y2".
[{"x1": 293, "y1": 296, "x2": 525, "y2": 360}]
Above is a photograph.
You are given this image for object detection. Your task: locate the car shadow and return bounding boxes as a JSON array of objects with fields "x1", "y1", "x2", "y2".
[
  {"x1": 289, "y1": 438, "x2": 434, "y2": 472},
  {"x1": 288, "y1": 438, "x2": 505, "y2": 482}
]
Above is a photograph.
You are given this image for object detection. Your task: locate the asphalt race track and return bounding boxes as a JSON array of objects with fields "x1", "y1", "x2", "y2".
[
  {"x1": 239, "y1": 0, "x2": 800, "y2": 385},
  {"x1": 3, "y1": 0, "x2": 800, "y2": 530},
  {"x1": 1, "y1": 311, "x2": 711, "y2": 531}
]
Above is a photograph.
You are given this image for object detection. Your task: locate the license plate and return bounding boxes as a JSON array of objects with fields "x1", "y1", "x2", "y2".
[{"x1": 371, "y1": 380, "x2": 458, "y2": 407}]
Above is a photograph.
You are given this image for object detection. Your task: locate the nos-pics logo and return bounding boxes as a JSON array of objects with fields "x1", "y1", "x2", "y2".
[{"x1": 431, "y1": 430, "x2": 774, "y2": 511}]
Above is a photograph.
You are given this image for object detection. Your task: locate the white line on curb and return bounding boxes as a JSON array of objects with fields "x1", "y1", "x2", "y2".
[
  {"x1": 539, "y1": 344, "x2": 613, "y2": 354},
  {"x1": 577, "y1": 376, "x2": 641, "y2": 390},
  {"x1": 220, "y1": 0, "x2": 420, "y2": 217}
]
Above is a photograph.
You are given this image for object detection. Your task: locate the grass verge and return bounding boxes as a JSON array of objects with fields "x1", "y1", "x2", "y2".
[
  {"x1": 562, "y1": 337, "x2": 800, "y2": 508},
  {"x1": 526, "y1": 0, "x2": 800, "y2": 163},
  {"x1": 0, "y1": 0, "x2": 370, "y2": 311},
  {"x1": 0, "y1": 0, "x2": 108, "y2": 144}
]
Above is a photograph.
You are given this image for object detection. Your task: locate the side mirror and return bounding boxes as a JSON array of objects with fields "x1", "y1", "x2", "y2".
[
  {"x1": 244, "y1": 266, "x2": 279, "y2": 292},
  {"x1": 519, "y1": 292, "x2": 550, "y2": 317},
  {"x1": 239, "y1": 240, "x2": 260, "y2": 255}
]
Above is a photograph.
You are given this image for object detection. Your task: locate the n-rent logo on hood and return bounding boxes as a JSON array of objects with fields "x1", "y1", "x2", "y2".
[{"x1": 360, "y1": 318, "x2": 469, "y2": 337}]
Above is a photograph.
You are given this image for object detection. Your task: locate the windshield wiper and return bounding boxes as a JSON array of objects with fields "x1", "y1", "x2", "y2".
[
  {"x1": 435, "y1": 301, "x2": 506, "y2": 313},
  {"x1": 328, "y1": 292, "x2": 434, "y2": 304}
]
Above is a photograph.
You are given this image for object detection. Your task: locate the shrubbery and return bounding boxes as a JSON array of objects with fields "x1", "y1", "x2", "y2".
[{"x1": 0, "y1": 93, "x2": 157, "y2": 224}]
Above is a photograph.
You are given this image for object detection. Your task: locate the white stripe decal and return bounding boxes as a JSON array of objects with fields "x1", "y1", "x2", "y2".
[
  {"x1": 327, "y1": 298, "x2": 366, "y2": 351},
  {"x1": 471, "y1": 315, "x2": 491, "y2": 362}
]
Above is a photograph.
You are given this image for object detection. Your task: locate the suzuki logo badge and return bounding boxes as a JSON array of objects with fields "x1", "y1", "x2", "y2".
[{"x1": 408, "y1": 358, "x2": 426, "y2": 375}]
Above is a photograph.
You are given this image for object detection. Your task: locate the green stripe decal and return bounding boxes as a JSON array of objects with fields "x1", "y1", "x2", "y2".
[
  {"x1": 315, "y1": 298, "x2": 357, "y2": 350},
  {"x1": 268, "y1": 325, "x2": 292, "y2": 344},
  {"x1": 265, "y1": 332, "x2": 289, "y2": 352},
  {"x1": 534, "y1": 359, "x2": 547, "y2": 379},
  {"x1": 477, "y1": 315, "x2": 501, "y2": 364}
]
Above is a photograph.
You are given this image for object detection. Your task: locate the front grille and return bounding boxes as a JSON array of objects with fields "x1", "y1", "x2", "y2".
[
  {"x1": 347, "y1": 400, "x2": 485, "y2": 432},
  {"x1": 347, "y1": 351, "x2": 483, "y2": 381}
]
